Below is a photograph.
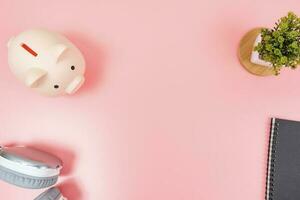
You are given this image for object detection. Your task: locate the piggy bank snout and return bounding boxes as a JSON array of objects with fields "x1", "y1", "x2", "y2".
[{"x1": 65, "y1": 75, "x2": 85, "y2": 94}]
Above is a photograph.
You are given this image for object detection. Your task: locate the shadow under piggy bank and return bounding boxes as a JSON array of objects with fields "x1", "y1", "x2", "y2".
[{"x1": 65, "y1": 31, "x2": 107, "y2": 95}]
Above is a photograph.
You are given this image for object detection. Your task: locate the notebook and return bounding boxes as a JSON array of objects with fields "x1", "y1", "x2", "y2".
[{"x1": 266, "y1": 118, "x2": 300, "y2": 200}]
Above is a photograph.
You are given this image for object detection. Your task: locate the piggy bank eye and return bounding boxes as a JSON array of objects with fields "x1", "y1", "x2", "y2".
[
  {"x1": 54, "y1": 85, "x2": 59, "y2": 89},
  {"x1": 71, "y1": 66, "x2": 75, "y2": 70}
]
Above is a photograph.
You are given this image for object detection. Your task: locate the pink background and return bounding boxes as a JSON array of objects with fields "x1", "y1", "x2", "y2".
[{"x1": 0, "y1": 0, "x2": 300, "y2": 199}]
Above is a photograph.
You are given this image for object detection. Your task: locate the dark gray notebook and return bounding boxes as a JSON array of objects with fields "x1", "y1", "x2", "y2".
[{"x1": 266, "y1": 118, "x2": 300, "y2": 200}]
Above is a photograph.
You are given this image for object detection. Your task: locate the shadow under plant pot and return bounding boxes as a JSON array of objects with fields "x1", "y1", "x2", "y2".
[{"x1": 238, "y1": 28, "x2": 276, "y2": 76}]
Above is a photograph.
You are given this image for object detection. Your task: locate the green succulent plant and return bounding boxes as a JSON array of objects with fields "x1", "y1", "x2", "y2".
[{"x1": 254, "y1": 12, "x2": 300, "y2": 75}]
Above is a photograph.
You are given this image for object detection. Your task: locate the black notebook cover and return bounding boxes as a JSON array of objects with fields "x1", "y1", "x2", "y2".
[{"x1": 266, "y1": 118, "x2": 300, "y2": 200}]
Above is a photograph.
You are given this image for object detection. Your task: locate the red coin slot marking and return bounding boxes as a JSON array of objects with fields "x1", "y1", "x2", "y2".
[{"x1": 21, "y1": 43, "x2": 38, "y2": 57}]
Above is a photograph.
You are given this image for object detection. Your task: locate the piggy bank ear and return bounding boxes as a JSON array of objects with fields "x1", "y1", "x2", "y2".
[
  {"x1": 25, "y1": 68, "x2": 47, "y2": 88},
  {"x1": 49, "y1": 44, "x2": 68, "y2": 63},
  {"x1": 7, "y1": 37, "x2": 14, "y2": 48}
]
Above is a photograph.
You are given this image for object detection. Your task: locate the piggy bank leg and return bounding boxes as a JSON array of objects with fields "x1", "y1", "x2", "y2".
[{"x1": 25, "y1": 68, "x2": 47, "y2": 88}]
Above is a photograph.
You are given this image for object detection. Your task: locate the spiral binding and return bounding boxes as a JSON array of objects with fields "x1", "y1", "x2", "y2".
[{"x1": 266, "y1": 118, "x2": 279, "y2": 200}]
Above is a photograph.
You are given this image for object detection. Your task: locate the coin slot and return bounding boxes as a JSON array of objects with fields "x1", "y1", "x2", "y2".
[{"x1": 21, "y1": 43, "x2": 38, "y2": 57}]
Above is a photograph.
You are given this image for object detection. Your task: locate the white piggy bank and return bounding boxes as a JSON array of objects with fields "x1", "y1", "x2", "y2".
[{"x1": 7, "y1": 28, "x2": 86, "y2": 96}]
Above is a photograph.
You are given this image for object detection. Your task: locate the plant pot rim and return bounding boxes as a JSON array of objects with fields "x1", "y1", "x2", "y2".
[{"x1": 238, "y1": 28, "x2": 276, "y2": 76}]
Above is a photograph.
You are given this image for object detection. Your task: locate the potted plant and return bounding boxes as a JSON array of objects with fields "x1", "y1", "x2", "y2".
[{"x1": 239, "y1": 12, "x2": 300, "y2": 76}]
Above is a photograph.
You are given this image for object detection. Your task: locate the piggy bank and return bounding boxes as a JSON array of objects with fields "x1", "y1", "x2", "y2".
[{"x1": 7, "y1": 28, "x2": 86, "y2": 96}]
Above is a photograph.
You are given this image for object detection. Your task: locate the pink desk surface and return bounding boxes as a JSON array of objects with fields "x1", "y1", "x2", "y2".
[{"x1": 1, "y1": 0, "x2": 300, "y2": 199}]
